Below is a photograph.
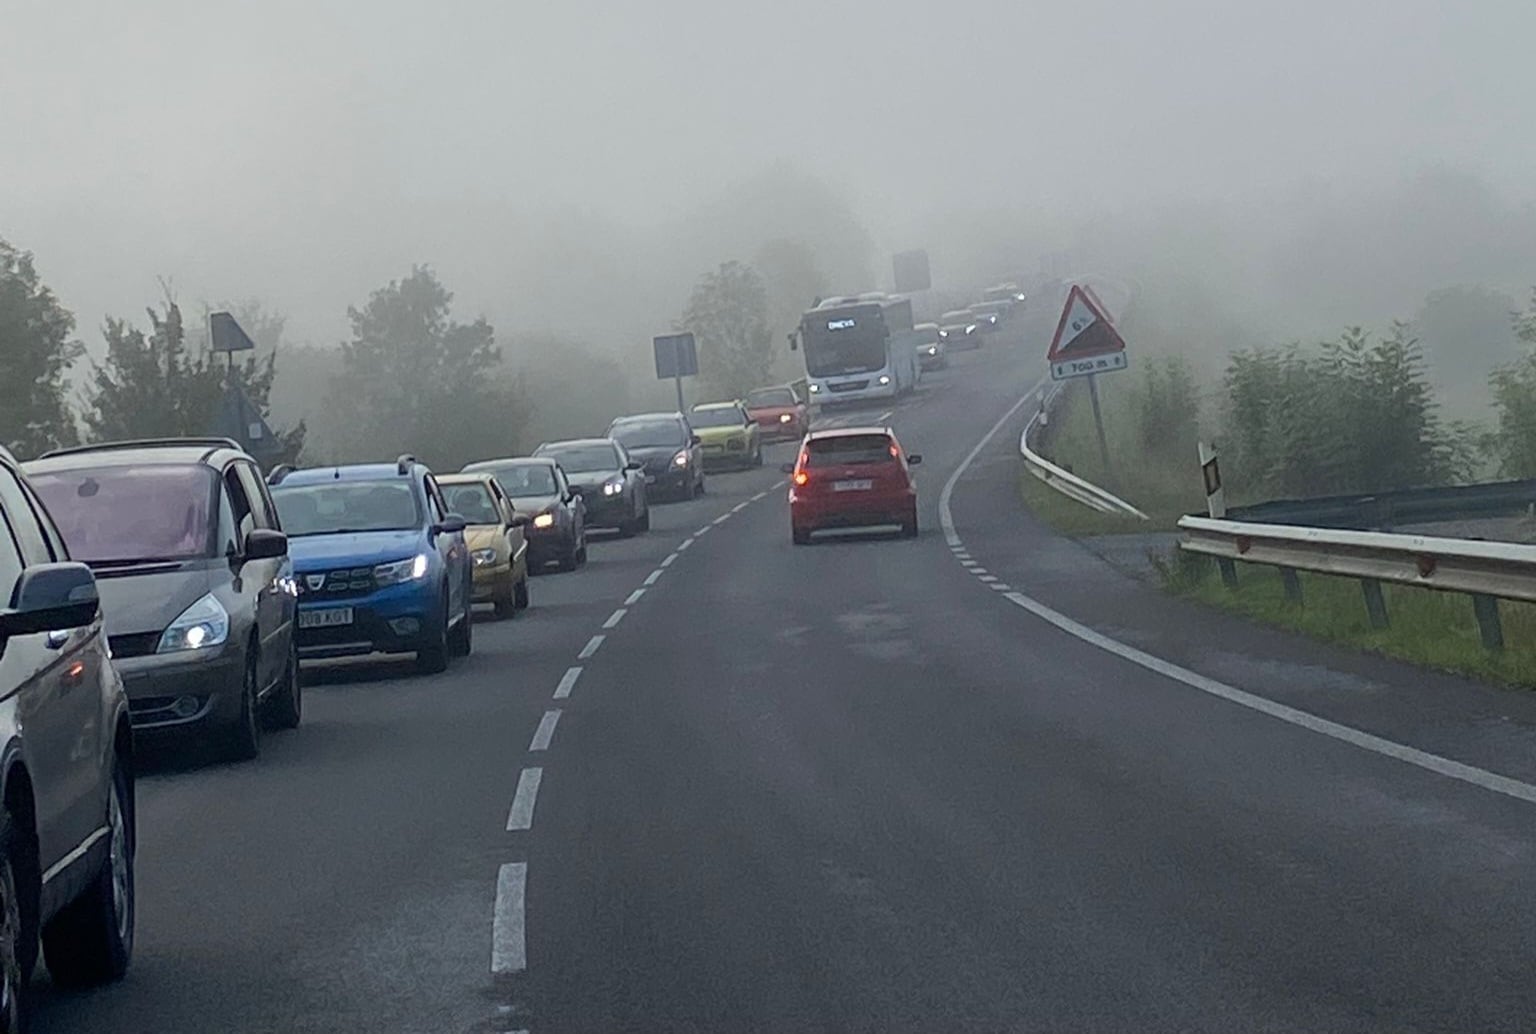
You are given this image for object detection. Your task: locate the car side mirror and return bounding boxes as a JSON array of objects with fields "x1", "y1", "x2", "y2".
[
  {"x1": 510, "y1": 513, "x2": 531, "y2": 528},
  {"x1": 435, "y1": 514, "x2": 468, "y2": 535},
  {"x1": 245, "y1": 528, "x2": 288, "y2": 561},
  {"x1": 691, "y1": 435, "x2": 702, "y2": 447},
  {"x1": 907, "y1": 454, "x2": 923, "y2": 465},
  {"x1": 567, "y1": 486, "x2": 583, "y2": 497},
  {"x1": 779, "y1": 462, "x2": 796, "y2": 474},
  {"x1": 624, "y1": 460, "x2": 643, "y2": 472},
  {"x1": 0, "y1": 563, "x2": 99, "y2": 638}
]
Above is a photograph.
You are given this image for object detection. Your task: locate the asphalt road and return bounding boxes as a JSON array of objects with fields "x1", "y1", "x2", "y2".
[{"x1": 32, "y1": 314, "x2": 1536, "y2": 1033}]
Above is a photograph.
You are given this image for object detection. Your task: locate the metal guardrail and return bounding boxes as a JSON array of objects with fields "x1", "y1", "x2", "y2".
[
  {"x1": 1020, "y1": 381, "x2": 1149, "y2": 520},
  {"x1": 1226, "y1": 479, "x2": 1536, "y2": 530},
  {"x1": 1178, "y1": 514, "x2": 1536, "y2": 650}
]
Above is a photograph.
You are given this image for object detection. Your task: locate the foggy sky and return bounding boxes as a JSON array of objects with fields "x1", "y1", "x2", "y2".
[{"x1": 5, "y1": 0, "x2": 1536, "y2": 349}]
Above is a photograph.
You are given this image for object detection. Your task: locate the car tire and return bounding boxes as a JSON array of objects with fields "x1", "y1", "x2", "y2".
[
  {"x1": 558, "y1": 542, "x2": 579, "y2": 573},
  {"x1": 792, "y1": 525, "x2": 812, "y2": 546},
  {"x1": 638, "y1": 506, "x2": 651, "y2": 532},
  {"x1": 752, "y1": 444, "x2": 763, "y2": 467},
  {"x1": 263, "y1": 638, "x2": 302, "y2": 731},
  {"x1": 417, "y1": 601, "x2": 450, "y2": 674},
  {"x1": 493, "y1": 593, "x2": 516, "y2": 620},
  {"x1": 576, "y1": 537, "x2": 588, "y2": 565},
  {"x1": 902, "y1": 507, "x2": 919, "y2": 538},
  {"x1": 0, "y1": 811, "x2": 29, "y2": 1034},
  {"x1": 42, "y1": 758, "x2": 133, "y2": 989},
  {"x1": 221, "y1": 652, "x2": 261, "y2": 762},
  {"x1": 448, "y1": 599, "x2": 473, "y2": 658},
  {"x1": 514, "y1": 574, "x2": 530, "y2": 610}
]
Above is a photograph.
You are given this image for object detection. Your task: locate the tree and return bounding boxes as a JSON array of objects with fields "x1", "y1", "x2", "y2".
[
  {"x1": 678, "y1": 261, "x2": 774, "y2": 398},
  {"x1": 1490, "y1": 289, "x2": 1536, "y2": 477},
  {"x1": 325, "y1": 266, "x2": 525, "y2": 469},
  {"x1": 0, "y1": 238, "x2": 81, "y2": 457},
  {"x1": 507, "y1": 333, "x2": 630, "y2": 443},
  {"x1": 82, "y1": 292, "x2": 305, "y2": 463}
]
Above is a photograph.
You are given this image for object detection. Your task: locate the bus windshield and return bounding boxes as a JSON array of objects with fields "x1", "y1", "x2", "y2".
[{"x1": 801, "y1": 308, "x2": 888, "y2": 377}]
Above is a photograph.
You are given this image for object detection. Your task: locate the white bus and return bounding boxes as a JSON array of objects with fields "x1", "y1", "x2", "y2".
[{"x1": 795, "y1": 294, "x2": 921, "y2": 405}]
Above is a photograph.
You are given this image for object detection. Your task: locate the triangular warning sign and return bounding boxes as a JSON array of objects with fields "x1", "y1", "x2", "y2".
[{"x1": 1046, "y1": 284, "x2": 1126, "y2": 363}]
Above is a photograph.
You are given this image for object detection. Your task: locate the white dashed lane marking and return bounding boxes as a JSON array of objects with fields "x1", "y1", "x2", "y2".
[
  {"x1": 660, "y1": 553, "x2": 678, "y2": 568},
  {"x1": 625, "y1": 589, "x2": 646, "y2": 606},
  {"x1": 506, "y1": 768, "x2": 543, "y2": 831},
  {"x1": 677, "y1": 537, "x2": 695, "y2": 551},
  {"x1": 603, "y1": 609, "x2": 627, "y2": 629},
  {"x1": 553, "y1": 666, "x2": 582, "y2": 699},
  {"x1": 712, "y1": 513, "x2": 732, "y2": 526},
  {"x1": 643, "y1": 569, "x2": 664, "y2": 586},
  {"x1": 490, "y1": 863, "x2": 527, "y2": 974},
  {"x1": 578, "y1": 635, "x2": 605, "y2": 659},
  {"x1": 528, "y1": 710, "x2": 561, "y2": 752}
]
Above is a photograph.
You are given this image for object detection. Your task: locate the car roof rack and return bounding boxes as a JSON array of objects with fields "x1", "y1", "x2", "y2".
[
  {"x1": 396, "y1": 454, "x2": 417, "y2": 476},
  {"x1": 39, "y1": 436, "x2": 243, "y2": 461}
]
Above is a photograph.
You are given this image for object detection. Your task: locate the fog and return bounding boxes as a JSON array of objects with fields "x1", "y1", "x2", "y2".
[{"x1": 6, "y1": 0, "x2": 1536, "y2": 436}]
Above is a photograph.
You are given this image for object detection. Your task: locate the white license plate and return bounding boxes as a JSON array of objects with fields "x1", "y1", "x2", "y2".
[
  {"x1": 833, "y1": 479, "x2": 873, "y2": 492},
  {"x1": 300, "y1": 607, "x2": 354, "y2": 629}
]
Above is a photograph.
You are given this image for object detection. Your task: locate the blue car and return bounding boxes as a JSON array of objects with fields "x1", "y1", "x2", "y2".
[{"x1": 267, "y1": 456, "x2": 474, "y2": 673}]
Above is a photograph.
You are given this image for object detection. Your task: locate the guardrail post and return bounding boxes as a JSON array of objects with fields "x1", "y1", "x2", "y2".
[
  {"x1": 1218, "y1": 558, "x2": 1239, "y2": 590},
  {"x1": 1279, "y1": 567, "x2": 1303, "y2": 605},
  {"x1": 1360, "y1": 579, "x2": 1390, "y2": 629},
  {"x1": 1471, "y1": 594, "x2": 1505, "y2": 652}
]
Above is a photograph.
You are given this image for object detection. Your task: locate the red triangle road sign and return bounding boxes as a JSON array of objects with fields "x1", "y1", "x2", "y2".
[{"x1": 1046, "y1": 284, "x2": 1128, "y2": 380}]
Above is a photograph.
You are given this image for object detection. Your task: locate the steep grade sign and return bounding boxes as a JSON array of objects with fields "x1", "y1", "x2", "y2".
[{"x1": 1046, "y1": 284, "x2": 1127, "y2": 381}]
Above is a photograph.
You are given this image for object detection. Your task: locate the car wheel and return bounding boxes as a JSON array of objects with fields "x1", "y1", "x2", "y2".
[
  {"x1": 514, "y1": 574, "x2": 531, "y2": 610},
  {"x1": 448, "y1": 597, "x2": 473, "y2": 658},
  {"x1": 42, "y1": 757, "x2": 133, "y2": 988},
  {"x1": 558, "y1": 540, "x2": 579, "y2": 573},
  {"x1": 792, "y1": 525, "x2": 812, "y2": 546},
  {"x1": 493, "y1": 593, "x2": 516, "y2": 620},
  {"x1": 902, "y1": 506, "x2": 919, "y2": 538},
  {"x1": 221, "y1": 652, "x2": 261, "y2": 762},
  {"x1": 752, "y1": 443, "x2": 763, "y2": 467},
  {"x1": 416, "y1": 600, "x2": 450, "y2": 674},
  {"x1": 576, "y1": 536, "x2": 589, "y2": 565},
  {"x1": 263, "y1": 637, "x2": 301, "y2": 731},
  {"x1": 638, "y1": 505, "x2": 651, "y2": 532}
]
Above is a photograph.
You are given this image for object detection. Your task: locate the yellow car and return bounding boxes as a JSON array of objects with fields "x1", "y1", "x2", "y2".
[
  {"x1": 438, "y1": 472, "x2": 531, "y2": 619},
  {"x1": 690, "y1": 400, "x2": 763, "y2": 470}
]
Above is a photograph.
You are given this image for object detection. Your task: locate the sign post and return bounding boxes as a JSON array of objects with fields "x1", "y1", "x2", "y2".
[
  {"x1": 1046, "y1": 284, "x2": 1128, "y2": 487},
  {"x1": 653, "y1": 332, "x2": 698, "y2": 413},
  {"x1": 1199, "y1": 440, "x2": 1239, "y2": 590}
]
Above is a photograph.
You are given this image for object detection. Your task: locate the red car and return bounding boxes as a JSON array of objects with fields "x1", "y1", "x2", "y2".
[
  {"x1": 746, "y1": 385, "x2": 809, "y2": 441},
  {"x1": 786, "y1": 427, "x2": 921, "y2": 544}
]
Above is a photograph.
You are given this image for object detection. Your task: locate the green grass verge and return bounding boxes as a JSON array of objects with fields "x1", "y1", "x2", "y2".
[
  {"x1": 1167, "y1": 554, "x2": 1536, "y2": 688},
  {"x1": 1018, "y1": 473, "x2": 1161, "y2": 535}
]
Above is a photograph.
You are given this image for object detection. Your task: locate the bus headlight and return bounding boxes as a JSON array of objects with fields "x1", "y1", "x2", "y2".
[
  {"x1": 878, "y1": 375, "x2": 891, "y2": 386},
  {"x1": 808, "y1": 383, "x2": 821, "y2": 394}
]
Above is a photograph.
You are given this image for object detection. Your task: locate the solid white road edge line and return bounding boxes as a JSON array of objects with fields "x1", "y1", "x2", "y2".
[
  {"x1": 554, "y1": 666, "x2": 582, "y2": 699},
  {"x1": 644, "y1": 569, "x2": 663, "y2": 586},
  {"x1": 943, "y1": 374, "x2": 1536, "y2": 808},
  {"x1": 529, "y1": 709, "x2": 561, "y2": 752},
  {"x1": 625, "y1": 589, "x2": 646, "y2": 606},
  {"x1": 603, "y1": 609, "x2": 627, "y2": 629},
  {"x1": 506, "y1": 767, "x2": 543, "y2": 831},
  {"x1": 578, "y1": 635, "x2": 605, "y2": 659},
  {"x1": 490, "y1": 863, "x2": 527, "y2": 974}
]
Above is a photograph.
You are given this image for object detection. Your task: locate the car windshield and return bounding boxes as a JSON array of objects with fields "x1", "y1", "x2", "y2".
[
  {"x1": 747, "y1": 389, "x2": 797, "y2": 408},
  {"x1": 691, "y1": 408, "x2": 744, "y2": 429},
  {"x1": 610, "y1": 419, "x2": 685, "y2": 449},
  {"x1": 442, "y1": 483, "x2": 501, "y2": 524},
  {"x1": 805, "y1": 434, "x2": 896, "y2": 467},
  {"x1": 29, "y1": 464, "x2": 216, "y2": 563},
  {"x1": 271, "y1": 480, "x2": 421, "y2": 536},
  {"x1": 538, "y1": 443, "x2": 620, "y2": 474},
  {"x1": 472, "y1": 464, "x2": 558, "y2": 497}
]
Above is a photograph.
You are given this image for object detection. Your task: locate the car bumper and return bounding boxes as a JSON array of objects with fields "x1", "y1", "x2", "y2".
[
  {"x1": 114, "y1": 646, "x2": 247, "y2": 734},
  {"x1": 526, "y1": 527, "x2": 572, "y2": 564},
  {"x1": 791, "y1": 491, "x2": 915, "y2": 531},
  {"x1": 702, "y1": 445, "x2": 753, "y2": 468},
  {"x1": 808, "y1": 381, "x2": 899, "y2": 404},
  {"x1": 582, "y1": 495, "x2": 631, "y2": 528},
  {"x1": 756, "y1": 420, "x2": 805, "y2": 441},
  {"x1": 643, "y1": 468, "x2": 693, "y2": 495},
  {"x1": 293, "y1": 579, "x2": 446, "y2": 659},
  {"x1": 470, "y1": 561, "x2": 513, "y2": 602}
]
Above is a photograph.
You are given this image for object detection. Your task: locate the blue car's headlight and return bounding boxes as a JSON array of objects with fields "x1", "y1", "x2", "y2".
[
  {"x1": 376, "y1": 553, "x2": 431, "y2": 586},
  {"x1": 158, "y1": 593, "x2": 229, "y2": 653}
]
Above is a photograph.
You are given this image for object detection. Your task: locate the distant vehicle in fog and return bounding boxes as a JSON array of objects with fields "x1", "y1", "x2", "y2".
[
  {"x1": 970, "y1": 300, "x2": 1011, "y2": 330},
  {"x1": 532, "y1": 439, "x2": 650, "y2": 536},
  {"x1": 913, "y1": 322, "x2": 946, "y2": 370},
  {"x1": 28, "y1": 438, "x2": 300, "y2": 759},
  {"x1": 795, "y1": 295, "x2": 921, "y2": 403},
  {"x1": 785, "y1": 427, "x2": 922, "y2": 544},
  {"x1": 938, "y1": 309, "x2": 982, "y2": 350},
  {"x1": 690, "y1": 401, "x2": 763, "y2": 470},
  {"x1": 745, "y1": 385, "x2": 810, "y2": 441},
  {"x1": 982, "y1": 282, "x2": 1027, "y2": 305},
  {"x1": 461, "y1": 457, "x2": 588, "y2": 572},
  {"x1": 605, "y1": 413, "x2": 705, "y2": 500}
]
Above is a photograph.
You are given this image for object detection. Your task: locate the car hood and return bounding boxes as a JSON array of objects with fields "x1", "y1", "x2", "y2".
[
  {"x1": 94, "y1": 563, "x2": 216, "y2": 637},
  {"x1": 287, "y1": 529, "x2": 427, "y2": 570},
  {"x1": 749, "y1": 406, "x2": 798, "y2": 421},
  {"x1": 509, "y1": 493, "x2": 560, "y2": 514},
  {"x1": 567, "y1": 472, "x2": 622, "y2": 493},
  {"x1": 625, "y1": 444, "x2": 686, "y2": 464},
  {"x1": 696, "y1": 426, "x2": 748, "y2": 443}
]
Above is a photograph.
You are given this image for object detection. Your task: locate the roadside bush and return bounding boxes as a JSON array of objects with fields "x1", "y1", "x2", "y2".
[{"x1": 1489, "y1": 289, "x2": 1536, "y2": 477}]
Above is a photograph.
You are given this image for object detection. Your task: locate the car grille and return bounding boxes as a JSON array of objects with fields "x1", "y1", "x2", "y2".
[
  {"x1": 828, "y1": 380, "x2": 870, "y2": 393},
  {"x1": 109, "y1": 632, "x2": 162, "y2": 659},
  {"x1": 726, "y1": 438, "x2": 745, "y2": 451},
  {"x1": 300, "y1": 566, "x2": 377, "y2": 598}
]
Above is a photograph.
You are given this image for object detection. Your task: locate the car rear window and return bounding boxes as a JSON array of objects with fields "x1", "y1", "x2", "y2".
[
  {"x1": 30, "y1": 464, "x2": 218, "y2": 563},
  {"x1": 805, "y1": 434, "x2": 896, "y2": 467}
]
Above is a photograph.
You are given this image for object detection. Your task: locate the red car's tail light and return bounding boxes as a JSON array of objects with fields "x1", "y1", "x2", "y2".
[{"x1": 793, "y1": 470, "x2": 809, "y2": 486}]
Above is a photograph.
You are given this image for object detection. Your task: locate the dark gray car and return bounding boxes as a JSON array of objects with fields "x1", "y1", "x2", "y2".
[
  {"x1": 605, "y1": 413, "x2": 705, "y2": 500},
  {"x1": 531, "y1": 439, "x2": 650, "y2": 536},
  {"x1": 26, "y1": 439, "x2": 299, "y2": 761}
]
